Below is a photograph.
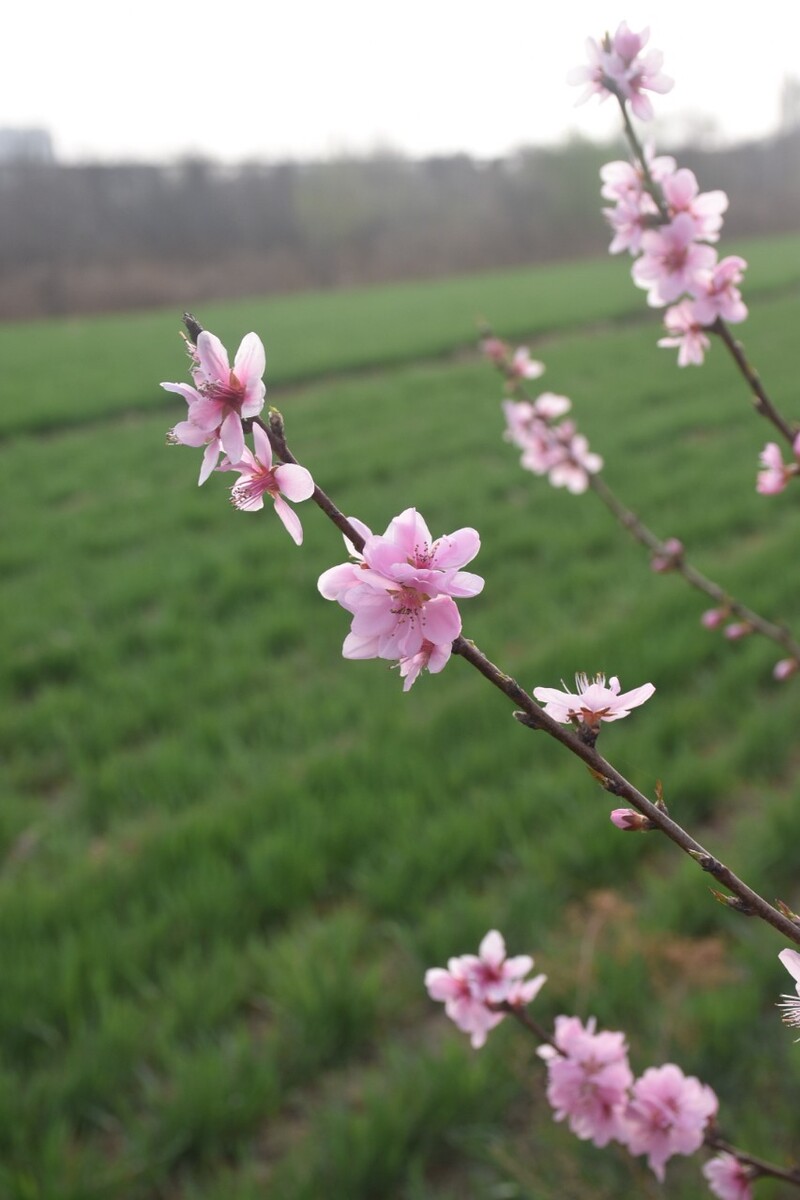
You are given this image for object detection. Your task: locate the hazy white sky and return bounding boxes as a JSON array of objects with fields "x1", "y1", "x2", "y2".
[{"x1": 8, "y1": 2, "x2": 800, "y2": 162}]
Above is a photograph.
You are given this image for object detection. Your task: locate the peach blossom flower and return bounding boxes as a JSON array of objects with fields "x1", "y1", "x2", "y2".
[
  {"x1": 534, "y1": 673, "x2": 654, "y2": 729},
  {"x1": 227, "y1": 423, "x2": 314, "y2": 544},
  {"x1": 703, "y1": 1153, "x2": 753, "y2": 1200}
]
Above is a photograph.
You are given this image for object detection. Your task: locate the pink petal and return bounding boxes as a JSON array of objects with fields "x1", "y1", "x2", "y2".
[
  {"x1": 220, "y1": 410, "x2": 245, "y2": 463},
  {"x1": 420, "y1": 596, "x2": 461, "y2": 645},
  {"x1": 274, "y1": 463, "x2": 315, "y2": 502},
  {"x1": 196, "y1": 331, "x2": 230, "y2": 381},
  {"x1": 252, "y1": 421, "x2": 273, "y2": 466},
  {"x1": 479, "y1": 930, "x2": 506, "y2": 968},
  {"x1": 161, "y1": 381, "x2": 202, "y2": 404},
  {"x1": 272, "y1": 494, "x2": 303, "y2": 545},
  {"x1": 342, "y1": 631, "x2": 381, "y2": 659},
  {"x1": 779, "y1": 948, "x2": 800, "y2": 988},
  {"x1": 198, "y1": 439, "x2": 222, "y2": 485},
  {"x1": 233, "y1": 332, "x2": 266, "y2": 389},
  {"x1": 431, "y1": 528, "x2": 481, "y2": 569}
]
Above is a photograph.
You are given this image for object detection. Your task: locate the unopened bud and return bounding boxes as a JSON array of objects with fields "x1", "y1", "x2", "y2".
[
  {"x1": 774, "y1": 658, "x2": 799, "y2": 682},
  {"x1": 776, "y1": 899, "x2": 800, "y2": 922},
  {"x1": 610, "y1": 807, "x2": 655, "y2": 831},
  {"x1": 724, "y1": 622, "x2": 753, "y2": 641},
  {"x1": 650, "y1": 538, "x2": 684, "y2": 573},
  {"x1": 701, "y1": 607, "x2": 727, "y2": 630}
]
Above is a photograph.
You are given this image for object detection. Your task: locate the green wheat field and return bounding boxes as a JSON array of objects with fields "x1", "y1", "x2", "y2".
[{"x1": 2, "y1": 233, "x2": 800, "y2": 1198}]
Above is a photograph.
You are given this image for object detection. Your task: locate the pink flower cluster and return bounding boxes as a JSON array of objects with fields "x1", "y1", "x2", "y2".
[
  {"x1": 163, "y1": 330, "x2": 314, "y2": 542},
  {"x1": 756, "y1": 436, "x2": 800, "y2": 495},
  {"x1": 425, "y1": 930, "x2": 546, "y2": 1048},
  {"x1": 318, "y1": 508, "x2": 484, "y2": 689},
  {"x1": 568, "y1": 22, "x2": 673, "y2": 121},
  {"x1": 502, "y1": 394, "x2": 603, "y2": 494},
  {"x1": 539, "y1": 1020, "x2": 718, "y2": 1180},
  {"x1": 601, "y1": 158, "x2": 747, "y2": 365},
  {"x1": 587, "y1": 40, "x2": 748, "y2": 366}
]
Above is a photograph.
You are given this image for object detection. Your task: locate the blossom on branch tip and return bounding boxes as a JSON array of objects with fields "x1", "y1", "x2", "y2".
[
  {"x1": 537, "y1": 1016, "x2": 633, "y2": 1147},
  {"x1": 568, "y1": 24, "x2": 672, "y2": 120},
  {"x1": 163, "y1": 330, "x2": 267, "y2": 481},
  {"x1": 425, "y1": 930, "x2": 546, "y2": 1048},
  {"x1": 778, "y1": 947, "x2": 800, "y2": 1034},
  {"x1": 622, "y1": 1064, "x2": 718, "y2": 1181},
  {"x1": 533, "y1": 674, "x2": 655, "y2": 730},
  {"x1": 702, "y1": 1153, "x2": 754, "y2": 1200},
  {"x1": 227, "y1": 423, "x2": 314, "y2": 544}
]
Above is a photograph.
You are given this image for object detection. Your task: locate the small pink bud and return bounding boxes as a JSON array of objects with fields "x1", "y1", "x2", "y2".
[
  {"x1": 701, "y1": 607, "x2": 727, "y2": 630},
  {"x1": 480, "y1": 337, "x2": 508, "y2": 364},
  {"x1": 610, "y1": 808, "x2": 654, "y2": 831},
  {"x1": 650, "y1": 537, "x2": 684, "y2": 573},
  {"x1": 774, "y1": 658, "x2": 799, "y2": 682},
  {"x1": 724, "y1": 622, "x2": 753, "y2": 641}
]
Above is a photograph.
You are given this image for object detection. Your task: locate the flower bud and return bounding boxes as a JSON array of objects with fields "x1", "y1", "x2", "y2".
[
  {"x1": 774, "y1": 658, "x2": 799, "y2": 682},
  {"x1": 610, "y1": 808, "x2": 655, "y2": 831}
]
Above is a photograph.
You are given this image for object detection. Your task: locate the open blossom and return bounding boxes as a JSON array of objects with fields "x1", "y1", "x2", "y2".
[
  {"x1": 756, "y1": 436, "x2": 800, "y2": 495},
  {"x1": 425, "y1": 931, "x2": 546, "y2": 1049},
  {"x1": 600, "y1": 147, "x2": 676, "y2": 203},
  {"x1": 547, "y1": 432, "x2": 603, "y2": 494},
  {"x1": 533, "y1": 673, "x2": 654, "y2": 729},
  {"x1": 623, "y1": 1064, "x2": 718, "y2": 1181},
  {"x1": 163, "y1": 330, "x2": 267, "y2": 482},
  {"x1": 778, "y1": 948, "x2": 800, "y2": 1033},
  {"x1": 509, "y1": 346, "x2": 545, "y2": 382},
  {"x1": 661, "y1": 169, "x2": 728, "y2": 242},
  {"x1": 568, "y1": 23, "x2": 672, "y2": 120},
  {"x1": 538, "y1": 1016, "x2": 633, "y2": 1147},
  {"x1": 318, "y1": 508, "x2": 483, "y2": 681},
  {"x1": 658, "y1": 300, "x2": 711, "y2": 367},
  {"x1": 226, "y1": 423, "x2": 314, "y2": 544},
  {"x1": 632, "y1": 213, "x2": 718, "y2": 307},
  {"x1": 703, "y1": 1153, "x2": 754, "y2": 1200},
  {"x1": 691, "y1": 256, "x2": 748, "y2": 325}
]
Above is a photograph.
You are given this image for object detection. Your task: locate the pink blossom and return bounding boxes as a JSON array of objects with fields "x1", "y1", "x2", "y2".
[
  {"x1": 396, "y1": 639, "x2": 452, "y2": 691},
  {"x1": 702, "y1": 1153, "x2": 754, "y2": 1200},
  {"x1": 319, "y1": 508, "x2": 483, "y2": 675},
  {"x1": 600, "y1": 148, "x2": 676, "y2": 203},
  {"x1": 547, "y1": 433, "x2": 603, "y2": 494},
  {"x1": 509, "y1": 346, "x2": 545, "y2": 382},
  {"x1": 533, "y1": 673, "x2": 655, "y2": 730},
  {"x1": 661, "y1": 169, "x2": 728, "y2": 242},
  {"x1": 622, "y1": 1064, "x2": 718, "y2": 1181},
  {"x1": 774, "y1": 658, "x2": 799, "y2": 682},
  {"x1": 757, "y1": 442, "x2": 793, "y2": 494},
  {"x1": 425, "y1": 931, "x2": 546, "y2": 1048},
  {"x1": 603, "y1": 192, "x2": 660, "y2": 256},
  {"x1": 658, "y1": 300, "x2": 712, "y2": 366},
  {"x1": 569, "y1": 24, "x2": 672, "y2": 120},
  {"x1": 537, "y1": 1016, "x2": 633, "y2": 1147},
  {"x1": 226, "y1": 423, "x2": 314, "y2": 544},
  {"x1": 778, "y1": 947, "x2": 800, "y2": 1034},
  {"x1": 723, "y1": 622, "x2": 753, "y2": 641},
  {"x1": 610, "y1": 808, "x2": 654, "y2": 831},
  {"x1": 163, "y1": 330, "x2": 267, "y2": 481},
  {"x1": 691, "y1": 256, "x2": 748, "y2": 325},
  {"x1": 632, "y1": 214, "x2": 718, "y2": 307}
]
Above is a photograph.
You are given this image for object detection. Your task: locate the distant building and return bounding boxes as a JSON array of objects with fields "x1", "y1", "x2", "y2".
[{"x1": 0, "y1": 128, "x2": 54, "y2": 164}]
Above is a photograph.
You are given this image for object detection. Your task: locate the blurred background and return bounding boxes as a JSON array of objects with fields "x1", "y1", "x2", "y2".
[
  {"x1": 3, "y1": 4, "x2": 800, "y2": 1198},
  {"x1": 2, "y1": 0, "x2": 800, "y2": 319}
]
